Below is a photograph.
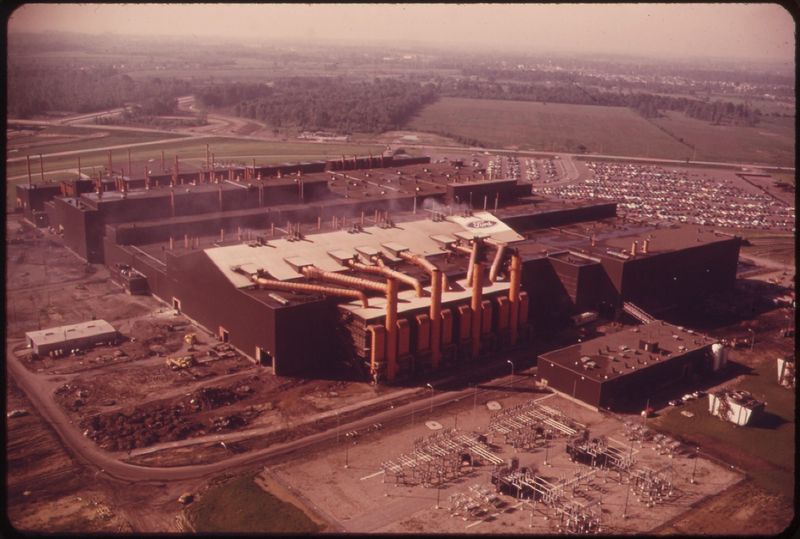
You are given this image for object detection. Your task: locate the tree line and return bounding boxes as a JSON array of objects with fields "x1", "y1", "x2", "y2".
[
  {"x1": 197, "y1": 77, "x2": 438, "y2": 134},
  {"x1": 7, "y1": 65, "x2": 191, "y2": 118},
  {"x1": 436, "y1": 79, "x2": 762, "y2": 126}
]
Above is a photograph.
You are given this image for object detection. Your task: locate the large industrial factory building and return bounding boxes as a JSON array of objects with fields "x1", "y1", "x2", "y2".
[{"x1": 19, "y1": 151, "x2": 742, "y2": 383}]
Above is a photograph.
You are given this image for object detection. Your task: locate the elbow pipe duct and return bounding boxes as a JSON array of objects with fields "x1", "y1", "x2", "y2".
[
  {"x1": 253, "y1": 276, "x2": 369, "y2": 308},
  {"x1": 302, "y1": 266, "x2": 387, "y2": 294},
  {"x1": 488, "y1": 243, "x2": 507, "y2": 283},
  {"x1": 348, "y1": 260, "x2": 424, "y2": 298},
  {"x1": 397, "y1": 251, "x2": 443, "y2": 367}
]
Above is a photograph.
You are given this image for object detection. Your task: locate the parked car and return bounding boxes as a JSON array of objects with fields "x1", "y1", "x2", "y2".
[{"x1": 668, "y1": 399, "x2": 682, "y2": 407}]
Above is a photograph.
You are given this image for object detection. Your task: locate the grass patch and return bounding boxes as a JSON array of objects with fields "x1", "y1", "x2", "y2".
[
  {"x1": 186, "y1": 472, "x2": 322, "y2": 534},
  {"x1": 651, "y1": 360, "x2": 794, "y2": 498},
  {"x1": 652, "y1": 112, "x2": 795, "y2": 167},
  {"x1": 407, "y1": 97, "x2": 691, "y2": 158}
]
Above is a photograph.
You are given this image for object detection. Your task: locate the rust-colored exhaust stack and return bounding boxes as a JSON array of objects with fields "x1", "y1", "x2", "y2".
[
  {"x1": 509, "y1": 250, "x2": 522, "y2": 347},
  {"x1": 348, "y1": 259, "x2": 423, "y2": 297},
  {"x1": 430, "y1": 268, "x2": 443, "y2": 369},
  {"x1": 488, "y1": 243, "x2": 507, "y2": 283},
  {"x1": 631, "y1": 240, "x2": 638, "y2": 257},
  {"x1": 385, "y1": 277, "x2": 399, "y2": 382},
  {"x1": 253, "y1": 275, "x2": 369, "y2": 308},
  {"x1": 642, "y1": 238, "x2": 649, "y2": 254},
  {"x1": 471, "y1": 261, "x2": 484, "y2": 358}
]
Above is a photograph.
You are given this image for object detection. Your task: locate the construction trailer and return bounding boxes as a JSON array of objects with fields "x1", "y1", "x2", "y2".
[
  {"x1": 25, "y1": 320, "x2": 118, "y2": 357},
  {"x1": 777, "y1": 357, "x2": 795, "y2": 389},
  {"x1": 708, "y1": 390, "x2": 765, "y2": 426}
]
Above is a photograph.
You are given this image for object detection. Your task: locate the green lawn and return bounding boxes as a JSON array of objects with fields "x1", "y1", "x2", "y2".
[
  {"x1": 651, "y1": 360, "x2": 795, "y2": 498},
  {"x1": 186, "y1": 472, "x2": 321, "y2": 533},
  {"x1": 406, "y1": 97, "x2": 692, "y2": 158},
  {"x1": 652, "y1": 112, "x2": 795, "y2": 167}
]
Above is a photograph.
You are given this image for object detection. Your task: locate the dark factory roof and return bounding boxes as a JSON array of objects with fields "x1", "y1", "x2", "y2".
[
  {"x1": 539, "y1": 321, "x2": 715, "y2": 383},
  {"x1": 515, "y1": 221, "x2": 738, "y2": 264}
]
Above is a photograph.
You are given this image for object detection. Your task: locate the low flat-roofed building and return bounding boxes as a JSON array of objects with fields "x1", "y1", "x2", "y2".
[
  {"x1": 538, "y1": 320, "x2": 715, "y2": 410},
  {"x1": 26, "y1": 319, "x2": 118, "y2": 356}
]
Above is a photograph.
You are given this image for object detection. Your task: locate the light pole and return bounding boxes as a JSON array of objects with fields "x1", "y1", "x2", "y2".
[
  {"x1": 747, "y1": 328, "x2": 755, "y2": 352},
  {"x1": 690, "y1": 446, "x2": 700, "y2": 484},
  {"x1": 426, "y1": 383, "x2": 434, "y2": 414},
  {"x1": 507, "y1": 360, "x2": 515, "y2": 387}
]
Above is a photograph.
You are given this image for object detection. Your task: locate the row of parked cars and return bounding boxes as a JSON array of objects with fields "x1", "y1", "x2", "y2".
[{"x1": 668, "y1": 390, "x2": 706, "y2": 407}]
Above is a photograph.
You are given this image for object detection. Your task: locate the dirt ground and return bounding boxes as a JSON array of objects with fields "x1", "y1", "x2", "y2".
[
  {"x1": 6, "y1": 379, "x2": 133, "y2": 533},
  {"x1": 270, "y1": 388, "x2": 743, "y2": 534}
]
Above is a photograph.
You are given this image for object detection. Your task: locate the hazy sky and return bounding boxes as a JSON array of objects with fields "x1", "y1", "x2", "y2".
[{"x1": 8, "y1": 3, "x2": 795, "y2": 61}]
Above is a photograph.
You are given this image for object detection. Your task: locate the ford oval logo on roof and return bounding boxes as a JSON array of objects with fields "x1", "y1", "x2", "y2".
[{"x1": 467, "y1": 219, "x2": 496, "y2": 229}]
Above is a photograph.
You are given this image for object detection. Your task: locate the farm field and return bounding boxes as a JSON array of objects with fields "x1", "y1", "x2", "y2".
[
  {"x1": 652, "y1": 112, "x2": 795, "y2": 167},
  {"x1": 406, "y1": 97, "x2": 693, "y2": 158}
]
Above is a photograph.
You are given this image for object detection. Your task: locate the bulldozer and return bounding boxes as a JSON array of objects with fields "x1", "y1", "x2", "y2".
[{"x1": 166, "y1": 355, "x2": 196, "y2": 370}]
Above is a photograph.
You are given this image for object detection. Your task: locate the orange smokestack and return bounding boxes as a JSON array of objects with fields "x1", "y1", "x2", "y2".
[
  {"x1": 385, "y1": 277, "x2": 399, "y2": 382},
  {"x1": 430, "y1": 268, "x2": 442, "y2": 369},
  {"x1": 508, "y1": 250, "x2": 522, "y2": 346},
  {"x1": 471, "y1": 262, "x2": 484, "y2": 358}
]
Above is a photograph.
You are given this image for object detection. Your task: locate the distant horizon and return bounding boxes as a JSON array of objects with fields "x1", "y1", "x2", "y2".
[
  {"x1": 7, "y1": 4, "x2": 795, "y2": 64},
  {"x1": 7, "y1": 28, "x2": 795, "y2": 70}
]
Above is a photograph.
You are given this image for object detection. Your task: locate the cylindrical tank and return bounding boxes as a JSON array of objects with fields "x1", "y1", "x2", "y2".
[{"x1": 711, "y1": 343, "x2": 724, "y2": 371}]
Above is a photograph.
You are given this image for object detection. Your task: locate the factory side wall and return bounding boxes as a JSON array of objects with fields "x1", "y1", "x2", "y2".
[
  {"x1": 273, "y1": 301, "x2": 346, "y2": 377},
  {"x1": 166, "y1": 251, "x2": 276, "y2": 364},
  {"x1": 620, "y1": 238, "x2": 740, "y2": 313},
  {"x1": 598, "y1": 347, "x2": 713, "y2": 410},
  {"x1": 537, "y1": 358, "x2": 603, "y2": 407},
  {"x1": 520, "y1": 257, "x2": 573, "y2": 328},
  {"x1": 501, "y1": 203, "x2": 617, "y2": 231}
]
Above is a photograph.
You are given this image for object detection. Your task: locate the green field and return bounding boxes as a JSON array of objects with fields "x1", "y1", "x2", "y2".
[
  {"x1": 406, "y1": 97, "x2": 795, "y2": 167},
  {"x1": 652, "y1": 112, "x2": 795, "y2": 167},
  {"x1": 652, "y1": 360, "x2": 795, "y2": 499},
  {"x1": 407, "y1": 97, "x2": 693, "y2": 158},
  {"x1": 186, "y1": 473, "x2": 321, "y2": 533}
]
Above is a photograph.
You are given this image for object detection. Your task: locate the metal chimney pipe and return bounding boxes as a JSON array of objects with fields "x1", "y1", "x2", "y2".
[
  {"x1": 509, "y1": 251, "x2": 522, "y2": 346},
  {"x1": 170, "y1": 189, "x2": 175, "y2": 217},
  {"x1": 631, "y1": 240, "x2": 638, "y2": 257},
  {"x1": 471, "y1": 261, "x2": 484, "y2": 359},
  {"x1": 385, "y1": 277, "x2": 399, "y2": 382},
  {"x1": 169, "y1": 236, "x2": 174, "y2": 250},
  {"x1": 26, "y1": 155, "x2": 32, "y2": 187},
  {"x1": 642, "y1": 239, "x2": 649, "y2": 254},
  {"x1": 184, "y1": 234, "x2": 189, "y2": 249},
  {"x1": 430, "y1": 268, "x2": 442, "y2": 369},
  {"x1": 466, "y1": 241, "x2": 479, "y2": 286},
  {"x1": 488, "y1": 243, "x2": 507, "y2": 283}
]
